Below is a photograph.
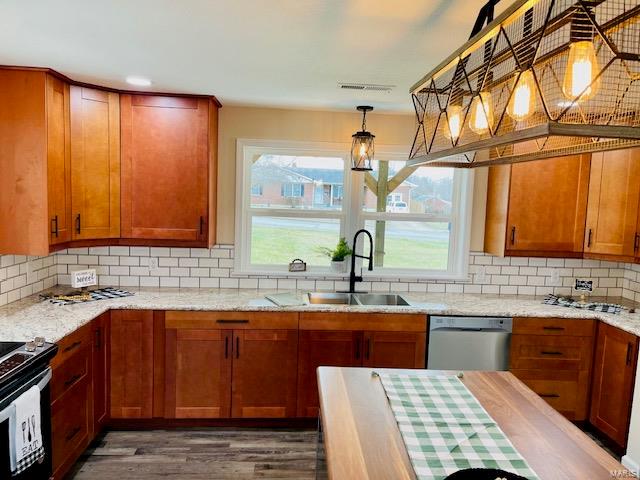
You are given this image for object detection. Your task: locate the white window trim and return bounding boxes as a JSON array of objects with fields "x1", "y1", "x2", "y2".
[{"x1": 234, "y1": 138, "x2": 474, "y2": 281}]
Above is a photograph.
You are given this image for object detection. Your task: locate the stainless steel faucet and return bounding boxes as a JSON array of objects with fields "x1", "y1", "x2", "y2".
[{"x1": 345, "y1": 229, "x2": 373, "y2": 293}]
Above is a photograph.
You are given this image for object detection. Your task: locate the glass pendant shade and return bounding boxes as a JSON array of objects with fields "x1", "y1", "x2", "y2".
[
  {"x1": 507, "y1": 70, "x2": 537, "y2": 121},
  {"x1": 468, "y1": 91, "x2": 494, "y2": 135},
  {"x1": 351, "y1": 106, "x2": 375, "y2": 171},
  {"x1": 444, "y1": 104, "x2": 463, "y2": 141},
  {"x1": 562, "y1": 40, "x2": 601, "y2": 101}
]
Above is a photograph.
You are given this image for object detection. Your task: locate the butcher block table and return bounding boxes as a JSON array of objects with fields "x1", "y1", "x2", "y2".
[{"x1": 317, "y1": 367, "x2": 626, "y2": 480}]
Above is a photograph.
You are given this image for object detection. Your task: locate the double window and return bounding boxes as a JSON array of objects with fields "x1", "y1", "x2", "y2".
[{"x1": 235, "y1": 139, "x2": 473, "y2": 279}]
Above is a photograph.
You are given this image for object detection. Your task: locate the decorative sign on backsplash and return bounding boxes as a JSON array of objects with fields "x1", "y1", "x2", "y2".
[
  {"x1": 575, "y1": 279, "x2": 593, "y2": 293},
  {"x1": 71, "y1": 269, "x2": 97, "y2": 289}
]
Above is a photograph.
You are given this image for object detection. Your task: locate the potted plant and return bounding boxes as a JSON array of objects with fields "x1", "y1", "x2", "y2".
[{"x1": 318, "y1": 238, "x2": 353, "y2": 273}]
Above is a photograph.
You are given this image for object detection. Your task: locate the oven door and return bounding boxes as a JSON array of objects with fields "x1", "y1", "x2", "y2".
[{"x1": 0, "y1": 368, "x2": 53, "y2": 479}]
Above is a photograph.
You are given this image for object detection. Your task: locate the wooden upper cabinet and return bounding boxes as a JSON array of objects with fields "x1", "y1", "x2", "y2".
[
  {"x1": 120, "y1": 94, "x2": 215, "y2": 245},
  {"x1": 110, "y1": 310, "x2": 154, "y2": 419},
  {"x1": 362, "y1": 331, "x2": 426, "y2": 369},
  {"x1": 164, "y1": 328, "x2": 232, "y2": 419},
  {"x1": 70, "y1": 86, "x2": 120, "y2": 240},
  {"x1": 231, "y1": 329, "x2": 298, "y2": 418},
  {"x1": 590, "y1": 323, "x2": 638, "y2": 449},
  {"x1": 485, "y1": 155, "x2": 590, "y2": 257},
  {"x1": 0, "y1": 69, "x2": 71, "y2": 255},
  {"x1": 585, "y1": 149, "x2": 640, "y2": 260}
]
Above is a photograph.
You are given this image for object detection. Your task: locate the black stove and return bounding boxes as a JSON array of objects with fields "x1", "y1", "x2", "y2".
[{"x1": 0, "y1": 340, "x2": 58, "y2": 399}]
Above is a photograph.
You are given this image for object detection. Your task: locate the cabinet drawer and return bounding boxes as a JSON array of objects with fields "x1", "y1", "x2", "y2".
[
  {"x1": 513, "y1": 318, "x2": 595, "y2": 337},
  {"x1": 51, "y1": 345, "x2": 90, "y2": 404},
  {"x1": 510, "y1": 335, "x2": 594, "y2": 370},
  {"x1": 50, "y1": 323, "x2": 92, "y2": 369},
  {"x1": 165, "y1": 311, "x2": 298, "y2": 330},
  {"x1": 51, "y1": 375, "x2": 90, "y2": 476},
  {"x1": 511, "y1": 369, "x2": 591, "y2": 421}
]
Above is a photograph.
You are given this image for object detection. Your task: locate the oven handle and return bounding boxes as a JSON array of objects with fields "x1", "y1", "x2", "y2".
[{"x1": 0, "y1": 368, "x2": 52, "y2": 423}]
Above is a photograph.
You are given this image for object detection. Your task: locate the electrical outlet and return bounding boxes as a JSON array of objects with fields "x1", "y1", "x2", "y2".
[
  {"x1": 148, "y1": 257, "x2": 158, "y2": 273},
  {"x1": 550, "y1": 268, "x2": 560, "y2": 285}
]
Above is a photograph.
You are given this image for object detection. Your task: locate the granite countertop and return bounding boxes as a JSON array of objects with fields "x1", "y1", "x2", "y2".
[{"x1": 1, "y1": 287, "x2": 639, "y2": 343}]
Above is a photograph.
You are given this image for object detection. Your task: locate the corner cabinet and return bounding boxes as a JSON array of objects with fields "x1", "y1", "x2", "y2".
[
  {"x1": 120, "y1": 95, "x2": 217, "y2": 246},
  {"x1": 70, "y1": 86, "x2": 121, "y2": 240},
  {"x1": 485, "y1": 155, "x2": 590, "y2": 257},
  {"x1": 590, "y1": 322, "x2": 639, "y2": 449}
]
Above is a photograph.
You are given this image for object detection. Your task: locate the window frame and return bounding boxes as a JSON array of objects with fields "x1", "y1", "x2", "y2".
[{"x1": 234, "y1": 138, "x2": 474, "y2": 280}]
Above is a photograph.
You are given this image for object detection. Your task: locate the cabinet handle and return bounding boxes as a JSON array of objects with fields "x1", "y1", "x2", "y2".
[
  {"x1": 365, "y1": 338, "x2": 370, "y2": 360},
  {"x1": 65, "y1": 426, "x2": 81, "y2": 442},
  {"x1": 510, "y1": 226, "x2": 516, "y2": 245},
  {"x1": 627, "y1": 342, "x2": 633, "y2": 366},
  {"x1": 236, "y1": 336, "x2": 240, "y2": 359},
  {"x1": 94, "y1": 329, "x2": 101, "y2": 349},
  {"x1": 216, "y1": 319, "x2": 249, "y2": 324},
  {"x1": 63, "y1": 341, "x2": 82, "y2": 353},
  {"x1": 199, "y1": 216, "x2": 205, "y2": 235},
  {"x1": 540, "y1": 351, "x2": 563, "y2": 356},
  {"x1": 635, "y1": 233, "x2": 640, "y2": 253},
  {"x1": 354, "y1": 339, "x2": 360, "y2": 360},
  {"x1": 51, "y1": 215, "x2": 59, "y2": 238},
  {"x1": 75, "y1": 214, "x2": 81, "y2": 234},
  {"x1": 64, "y1": 373, "x2": 82, "y2": 388},
  {"x1": 224, "y1": 336, "x2": 229, "y2": 359},
  {"x1": 587, "y1": 228, "x2": 593, "y2": 248},
  {"x1": 539, "y1": 393, "x2": 560, "y2": 398},
  {"x1": 542, "y1": 326, "x2": 565, "y2": 331}
]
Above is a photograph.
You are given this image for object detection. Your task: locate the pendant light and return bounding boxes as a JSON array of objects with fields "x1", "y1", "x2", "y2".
[
  {"x1": 468, "y1": 91, "x2": 494, "y2": 135},
  {"x1": 444, "y1": 104, "x2": 463, "y2": 141},
  {"x1": 562, "y1": 41, "x2": 600, "y2": 101},
  {"x1": 507, "y1": 70, "x2": 536, "y2": 121},
  {"x1": 351, "y1": 106, "x2": 375, "y2": 171}
]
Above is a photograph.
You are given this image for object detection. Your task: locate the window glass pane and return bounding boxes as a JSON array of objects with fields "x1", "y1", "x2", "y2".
[
  {"x1": 251, "y1": 217, "x2": 341, "y2": 266},
  {"x1": 362, "y1": 160, "x2": 454, "y2": 215},
  {"x1": 364, "y1": 220, "x2": 450, "y2": 270},
  {"x1": 250, "y1": 154, "x2": 345, "y2": 210}
]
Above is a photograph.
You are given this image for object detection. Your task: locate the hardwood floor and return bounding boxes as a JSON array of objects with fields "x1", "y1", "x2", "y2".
[{"x1": 67, "y1": 428, "x2": 318, "y2": 479}]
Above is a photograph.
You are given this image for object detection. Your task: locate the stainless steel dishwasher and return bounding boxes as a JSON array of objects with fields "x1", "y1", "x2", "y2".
[{"x1": 427, "y1": 316, "x2": 513, "y2": 371}]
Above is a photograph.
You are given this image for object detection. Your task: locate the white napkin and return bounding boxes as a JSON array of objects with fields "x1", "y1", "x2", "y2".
[{"x1": 9, "y1": 385, "x2": 44, "y2": 475}]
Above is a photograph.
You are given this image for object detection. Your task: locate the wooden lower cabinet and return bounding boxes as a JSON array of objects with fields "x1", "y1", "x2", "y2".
[
  {"x1": 231, "y1": 329, "x2": 298, "y2": 418},
  {"x1": 91, "y1": 312, "x2": 110, "y2": 434},
  {"x1": 164, "y1": 328, "x2": 232, "y2": 418},
  {"x1": 590, "y1": 322, "x2": 639, "y2": 448},
  {"x1": 110, "y1": 310, "x2": 154, "y2": 419},
  {"x1": 362, "y1": 331, "x2": 426, "y2": 369}
]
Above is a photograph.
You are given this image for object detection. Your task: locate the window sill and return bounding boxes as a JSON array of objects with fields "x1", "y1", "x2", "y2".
[{"x1": 232, "y1": 269, "x2": 470, "y2": 282}]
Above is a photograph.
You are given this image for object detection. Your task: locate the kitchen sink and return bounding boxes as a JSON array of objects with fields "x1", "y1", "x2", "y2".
[
  {"x1": 353, "y1": 293, "x2": 411, "y2": 306},
  {"x1": 304, "y1": 292, "x2": 410, "y2": 306},
  {"x1": 306, "y1": 292, "x2": 358, "y2": 305}
]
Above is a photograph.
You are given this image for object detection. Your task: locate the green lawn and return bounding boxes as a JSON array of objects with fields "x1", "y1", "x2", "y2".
[{"x1": 251, "y1": 223, "x2": 448, "y2": 270}]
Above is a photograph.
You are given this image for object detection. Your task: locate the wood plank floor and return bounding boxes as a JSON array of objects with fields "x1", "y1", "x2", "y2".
[{"x1": 67, "y1": 429, "x2": 318, "y2": 479}]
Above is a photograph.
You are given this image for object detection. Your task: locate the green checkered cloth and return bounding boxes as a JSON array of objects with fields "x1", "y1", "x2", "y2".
[{"x1": 375, "y1": 372, "x2": 539, "y2": 480}]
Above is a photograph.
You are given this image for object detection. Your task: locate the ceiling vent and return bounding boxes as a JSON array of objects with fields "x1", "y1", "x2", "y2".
[{"x1": 339, "y1": 82, "x2": 395, "y2": 92}]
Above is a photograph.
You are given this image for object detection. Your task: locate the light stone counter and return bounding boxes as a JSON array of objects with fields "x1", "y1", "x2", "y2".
[{"x1": 1, "y1": 287, "x2": 639, "y2": 342}]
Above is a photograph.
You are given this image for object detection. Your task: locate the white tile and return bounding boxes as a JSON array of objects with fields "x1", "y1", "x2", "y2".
[
  {"x1": 99, "y1": 256, "x2": 119, "y2": 266},
  {"x1": 198, "y1": 258, "x2": 218, "y2": 267},
  {"x1": 120, "y1": 256, "x2": 140, "y2": 266},
  {"x1": 219, "y1": 259, "x2": 234, "y2": 269},
  {"x1": 110, "y1": 266, "x2": 130, "y2": 276},
  {"x1": 120, "y1": 276, "x2": 140, "y2": 287},
  {"x1": 140, "y1": 277, "x2": 160, "y2": 287},
  {"x1": 190, "y1": 268, "x2": 209, "y2": 277},
  {"x1": 66, "y1": 247, "x2": 89, "y2": 255},
  {"x1": 180, "y1": 277, "x2": 200, "y2": 288},
  {"x1": 371, "y1": 282, "x2": 391, "y2": 292},
  {"x1": 427, "y1": 284, "x2": 445, "y2": 293},
  {"x1": 239, "y1": 278, "x2": 259, "y2": 289},
  {"x1": 88, "y1": 247, "x2": 110, "y2": 255},
  {"x1": 221, "y1": 278, "x2": 240, "y2": 288},
  {"x1": 159, "y1": 257, "x2": 179, "y2": 267},
  {"x1": 277, "y1": 279, "x2": 296, "y2": 290},
  {"x1": 211, "y1": 249, "x2": 230, "y2": 258},
  {"x1": 150, "y1": 247, "x2": 171, "y2": 257},
  {"x1": 170, "y1": 248, "x2": 190, "y2": 257},
  {"x1": 445, "y1": 284, "x2": 463, "y2": 293},
  {"x1": 210, "y1": 268, "x2": 230, "y2": 278},
  {"x1": 179, "y1": 258, "x2": 199, "y2": 267},
  {"x1": 160, "y1": 277, "x2": 179, "y2": 287},
  {"x1": 200, "y1": 278, "x2": 220, "y2": 288},
  {"x1": 170, "y1": 267, "x2": 189, "y2": 277},
  {"x1": 190, "y1": 249, "x2": 210, "y2": 257},
  {"x1": 109, "y1": 246, "x2": 130, "y2": 256},
  {"x1": 130, "y1": 247, "x2": 150, "y2": 256}
]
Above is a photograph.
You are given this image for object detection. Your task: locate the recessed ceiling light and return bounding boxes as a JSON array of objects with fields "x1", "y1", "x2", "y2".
[{"x1": 125, "y1": 76, "x2": 152, "y2": 87}]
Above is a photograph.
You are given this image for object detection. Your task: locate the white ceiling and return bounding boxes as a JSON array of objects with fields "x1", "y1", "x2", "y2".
[{"x1": 0, "y1": 0, "x2": 506, "y2": 113}]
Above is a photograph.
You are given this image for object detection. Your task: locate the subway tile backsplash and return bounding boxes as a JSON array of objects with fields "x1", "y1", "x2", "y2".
[{"x1": 1, "y1": 247, "x2": 639, "y2": 308}]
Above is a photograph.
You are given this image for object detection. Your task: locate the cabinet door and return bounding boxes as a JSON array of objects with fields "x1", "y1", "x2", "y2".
[
  {"x1": 70, "y1": 86, "x2": 120, "y2": 240},
  {"x1": 590, "y1": 323, "x2": 639, "y2": 448},
  {"x1": 110, "y1": 310, "x2": 154, "y2": 418},
  {"x1": 585, "y1": 149, "x2": 640, "y2": 258},
  {"x1": 164, "y1": 328, "x2": 232, "y2": 418},
  {"x1": 231, "y1": 330, "x2": 298, "y2": 418},
  {"x1": 362, "y1": 331, "x2": 426, "y2": 368},
  {"x1": 92, "y1": 312, "x2": 110, "y2": 435},
  {"x1": 46, "y1": 75, "x2": 72, "y2": 246},
  {"x1": 120, "y1": 94, "x2": 209, "y2": 242},
  {"x1": 297, "y1": 330, "x2": 362, "y2": 417},
  {"x1": 506, "y1": 155, "x2": 590, "y2": 255}
]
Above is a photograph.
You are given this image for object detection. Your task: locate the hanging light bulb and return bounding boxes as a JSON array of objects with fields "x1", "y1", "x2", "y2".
[
  {"x1": 468, "y1": 91, "x2": 494, "y2": 135},
  {"x1": 507, "y1": 70, "x2": 537, "y2": 121},
  {"x1": 443, "y1": 105, "x2": 463, "y2": 141},
  {"x1": 562, "y1": 40, "x2": 600, "y2": 101}
]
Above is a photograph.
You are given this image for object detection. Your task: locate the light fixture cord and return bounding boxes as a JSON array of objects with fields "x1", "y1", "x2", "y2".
[{"x1": 361, "y1": 110, "x2": 367, "y2": 131}]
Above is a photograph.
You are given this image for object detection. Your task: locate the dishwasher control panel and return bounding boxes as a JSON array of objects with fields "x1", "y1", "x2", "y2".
[{"x1": 429, "y1": 316, "x2": 513, "y2": 332}]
